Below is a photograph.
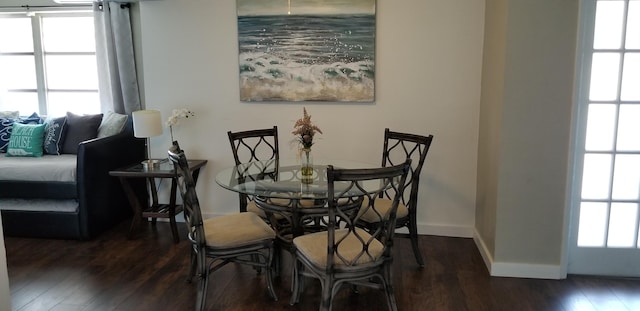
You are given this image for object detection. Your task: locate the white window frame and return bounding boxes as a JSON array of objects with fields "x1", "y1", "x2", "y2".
[{"x1": 0, "y1": 8, "x2": 97, "y2": 117}]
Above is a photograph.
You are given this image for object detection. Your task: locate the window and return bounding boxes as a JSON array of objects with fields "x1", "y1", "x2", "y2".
[{"x1": 0, "y1": 11, "x2": 99, "y2": 117}]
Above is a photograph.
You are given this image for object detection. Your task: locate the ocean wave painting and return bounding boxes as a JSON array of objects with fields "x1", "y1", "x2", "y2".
[{"x1": 237, "y1": 0, "x2": 376, "y2": 102}]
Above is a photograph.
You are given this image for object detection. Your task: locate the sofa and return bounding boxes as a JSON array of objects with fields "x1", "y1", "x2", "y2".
[{"x1": 0, "y1": 111, "x2": 147, "y2": 240}]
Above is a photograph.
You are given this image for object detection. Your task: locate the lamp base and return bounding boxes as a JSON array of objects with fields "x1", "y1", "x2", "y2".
[{"x1": 141, "y1": 159, "x2": 161, "y2": 170}]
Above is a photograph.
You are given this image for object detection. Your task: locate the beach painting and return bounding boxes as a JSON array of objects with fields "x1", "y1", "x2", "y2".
[{"x1": 237, "y1": 0, "x2": 376, "y2": 102}]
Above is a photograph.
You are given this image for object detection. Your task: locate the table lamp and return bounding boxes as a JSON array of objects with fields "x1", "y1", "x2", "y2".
[{"x1": 132, "y1": 110, "x2": 163, "y2": 170}]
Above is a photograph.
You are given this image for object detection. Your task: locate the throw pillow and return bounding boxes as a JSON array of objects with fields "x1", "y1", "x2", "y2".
[
  {"x1": 61, "y1": 112, "x2": 103, "y2": 154},
  {"x1": 0, "y1": 113, "x2": 43, "y2": 153},
  {"x1": 43, "y1": 116, "x2": 68, "y2": 155},
  {"x1": 5, "y1": 122, "x2": 46, "y2": 157},
  {"x1": 0, "y1": 118, "x2": 13, "y2": 153},
  {"x1": 19, "y1": 112, "x2": 43, "y2": 124},
  {"x1": 0, "y1": 111, "x2": 19, "y2": 119},
  {"x1": 97, "y1": 111, "x2": 128, "y2": 138}
]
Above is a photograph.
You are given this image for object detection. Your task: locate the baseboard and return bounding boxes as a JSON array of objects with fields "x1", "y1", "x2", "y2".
[
  {"x1": 391, "y1": 223, "x2": 474, "y2": 238},
  {"x1": 473, "y1": 229, "x2": 566, "y2": 280}
]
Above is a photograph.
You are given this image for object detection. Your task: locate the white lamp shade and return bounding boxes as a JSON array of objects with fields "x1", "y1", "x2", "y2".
[{"x1": 132, "y1": 110, "x2": 163, "y2": 138}]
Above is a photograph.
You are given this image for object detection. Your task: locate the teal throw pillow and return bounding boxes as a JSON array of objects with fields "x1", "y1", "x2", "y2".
[{"x1": 6, "y1": 122, "x2": 46, "y2": 157}]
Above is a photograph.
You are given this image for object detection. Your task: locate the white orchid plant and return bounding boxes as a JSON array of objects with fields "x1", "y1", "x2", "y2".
[{"x1": 166, "y1": 108, "x2": 195, "y2": 142}]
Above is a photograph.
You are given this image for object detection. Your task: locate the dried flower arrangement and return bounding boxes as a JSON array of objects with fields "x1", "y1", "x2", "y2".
[{"x1": 292, "y1": 107, "x2": 322, "y2": 150}]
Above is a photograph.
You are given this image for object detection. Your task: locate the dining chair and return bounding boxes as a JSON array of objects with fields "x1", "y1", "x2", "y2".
[
  {"x1": 227, "y1": 126, "x2": 279, "y2": 217},
  {"x1": 290, "y1": 159, "x2": 412, "y2": 311},
  {"x1": 357, "y1": 128, "x2": 434, "y2": 268},
  {"x1": 168, "y1": 141, "x2": 277, "y2": 311}
]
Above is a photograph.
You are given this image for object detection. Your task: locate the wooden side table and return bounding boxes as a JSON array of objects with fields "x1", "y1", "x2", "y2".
[{"x1": 109, "y1": 159, "x2": 208, "y2": 243}]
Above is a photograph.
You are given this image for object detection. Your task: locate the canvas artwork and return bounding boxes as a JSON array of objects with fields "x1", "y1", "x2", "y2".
[{"x1": 237, "y1": 0, "x2": 376, "y2": 102}]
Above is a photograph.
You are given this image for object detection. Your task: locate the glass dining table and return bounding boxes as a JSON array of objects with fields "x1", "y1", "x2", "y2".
[{"x1": 215, "y1": 158, "x2": 384, "y2": 245}]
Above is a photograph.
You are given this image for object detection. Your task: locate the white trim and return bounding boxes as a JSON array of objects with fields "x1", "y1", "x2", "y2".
[{"x1": 473, "y1": 229, "x2": 566, "y2": 280}]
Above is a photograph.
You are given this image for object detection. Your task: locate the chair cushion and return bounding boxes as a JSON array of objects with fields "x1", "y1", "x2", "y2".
[
  {"x1": 358, "y1": 197, "x2": 408, "y2": 223},
  {"x1": 203, "y1": 212, "x2": 275, "y2": 248},
  {"x1": 248, "y1": 198, "x2": 310, "y2": 220},
  {"x1": 247, "y1": 200, "x2": 268, "y2": 218},
  {"x1": 293, "y1": 228, "x2": 383, "y2": 268}
]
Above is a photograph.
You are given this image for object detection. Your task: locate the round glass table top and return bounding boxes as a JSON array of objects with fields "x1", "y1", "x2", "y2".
[{"x1": 215, "y1": 158, "x2": 386, "y2": 200}]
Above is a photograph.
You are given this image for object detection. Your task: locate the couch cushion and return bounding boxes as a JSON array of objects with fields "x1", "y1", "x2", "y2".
[
  {"x1": 0, "y1": 154, "x2": 77, "y2": 182},
  {"x1": 6, "y1": 123, "x2": 46, "y2": 157},
  {"x1": 0, "y1": 198, "x2": 78, "y2": 212},
  {"x1": 43, "y1": 116, "x2": 68, "y2": 155},
  {"x1": 61, "y1": 112, "x2": 103, "y2": 154}
]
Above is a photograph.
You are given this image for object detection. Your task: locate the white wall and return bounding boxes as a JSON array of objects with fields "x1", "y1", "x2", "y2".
[
  {"x1": 475, "y1": 0, "x2": 579, "y2": 278},
  {"x1": 137, "y1": 0, "x2": 484, "y2": 237}
]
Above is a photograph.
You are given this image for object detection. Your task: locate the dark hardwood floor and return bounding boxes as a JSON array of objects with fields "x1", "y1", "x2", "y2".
[{"x1": 4, "y1": 220, "x2": 640, "y2": 311}]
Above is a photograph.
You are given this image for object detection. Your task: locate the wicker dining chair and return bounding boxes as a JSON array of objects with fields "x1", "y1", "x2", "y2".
[
  {"x1": 227, "y1": 126, "x2": 279, "y2": 217},
  {"x1": 357, "y1": 128, "x2": 434, "y2": 267},
  {"x1": 168, "y1": 142, "x2": 277, "y2": 311},
  {"x1": 290, "y1": 159, "x2": 412, "y2": 311}
]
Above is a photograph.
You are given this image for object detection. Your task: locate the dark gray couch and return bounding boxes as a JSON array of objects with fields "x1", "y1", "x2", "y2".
[{"x1": 0, "y1": 120, "x2": 147, "y2": 240}]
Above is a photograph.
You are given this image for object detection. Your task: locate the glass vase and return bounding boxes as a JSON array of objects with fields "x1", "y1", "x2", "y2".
[{"x1": 300, "y1": 148, "x2": 314, "y2": 184}]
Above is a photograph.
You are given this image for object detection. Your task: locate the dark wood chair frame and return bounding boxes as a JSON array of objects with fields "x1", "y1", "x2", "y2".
[
  {"x1": 168, "y1": 142, "x2": 277, "y2": 311},
  {"x1": 290, "y1": 160, "x2": 412, "y2": 311},
  {"x1": 358, "y1": 128, "x2": 434, "y2": 268},
  {"x1": 227, "y1": 126, "x2": 280, "y2": 213}
]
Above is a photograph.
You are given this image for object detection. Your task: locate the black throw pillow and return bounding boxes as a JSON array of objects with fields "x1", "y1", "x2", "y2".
[{"x1": 61, "y1": 112, "x2": 103, "y2": 154}]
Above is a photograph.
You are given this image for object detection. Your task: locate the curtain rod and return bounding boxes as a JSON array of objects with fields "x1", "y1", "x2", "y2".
[
  {"x1": 0, "y1": 2, "x2": 130, "y2": 12},
  {"x1": 0, "y1": 5, "x2": 92, "y2": 9}
]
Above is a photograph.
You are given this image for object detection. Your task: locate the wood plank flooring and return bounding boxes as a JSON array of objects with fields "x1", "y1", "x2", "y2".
[{"x1": 4, "y1": 220, "x2": 640, "y2": 311}]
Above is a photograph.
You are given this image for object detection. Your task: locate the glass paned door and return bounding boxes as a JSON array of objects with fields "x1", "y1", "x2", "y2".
[{"x1": 569, "y1": 0, "x2": 640, "y2": 276}]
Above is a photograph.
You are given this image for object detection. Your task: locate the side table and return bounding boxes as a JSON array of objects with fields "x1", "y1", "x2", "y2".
[{"x1": 109, "y1": 158, "x2": 208, "y2": 243}]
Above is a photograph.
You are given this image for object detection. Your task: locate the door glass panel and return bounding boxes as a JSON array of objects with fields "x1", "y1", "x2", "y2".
[
  {"x1": 0, "y1": 18, "x2": 33, "y2": 53},
  {"x1": 608, "y1": 203, "x2": 638, "y2": 247},
  {"x1": 0, "y1": 55, "x2": 37, "y2": 90},
  {"x1": 616, "y1": 105, "x2": 640, "y2": 151},
  {"x1": 612, "y1": 155, "x2": 640, "y2": 200},
  {"x1": 582, "y1": 153, "x2": 612, "y2": 200},
  {"x1": 578, "y1": 202, "x2": 608, "y2": 247},
  {"x1": 589, "y1": 53, "x2": 621, "y2": 101},
  {"x1": 585, "y1": 104, "x2": 616, "y2": 151},
  {"x1": 42, "y1": 17, "x2": 95, "y2": 52},
  {"x1": 45, "y1": 55, "x2": 98, "y2": 90},
  {"x1": 626, "y1": 1, "x2": 640, "y2": 49},
  {"x1": 594, "y1": 0, "x2": 625, "y2": 49},
  {"x1": 621, "y1": 53, "x2": 640, "y2": 100}
]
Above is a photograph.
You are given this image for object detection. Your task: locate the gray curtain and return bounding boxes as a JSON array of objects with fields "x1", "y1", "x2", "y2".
[{"x1": 94, "y1": 1, "x2": 141, "y2": 115}]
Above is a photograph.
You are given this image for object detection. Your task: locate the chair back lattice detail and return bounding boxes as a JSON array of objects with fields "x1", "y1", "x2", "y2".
[
  {"x1": 290, "y1": 160, "x2": 411, "y2": 311},
  {"x1": 327, "y1": 160, "x2": 412, "y2": 268},
  {"x1": 169, "y1": 141, "x2": 278, "y2": 310},
  {"x1": 228, "y1": 126, "x2": 279, "y2": 165},
  {"x1": 227, "y1": 127, "x2": 279, "y2": 213},
  {"x1": 169, "y1": 142, "x2": 206, "y2": 252},
  {"x1": 381, "y1": 128, "x2": 434, "y2": 211},
  {"x1": 357, "y1": 128, "x2": 434, "y2": 268}
]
